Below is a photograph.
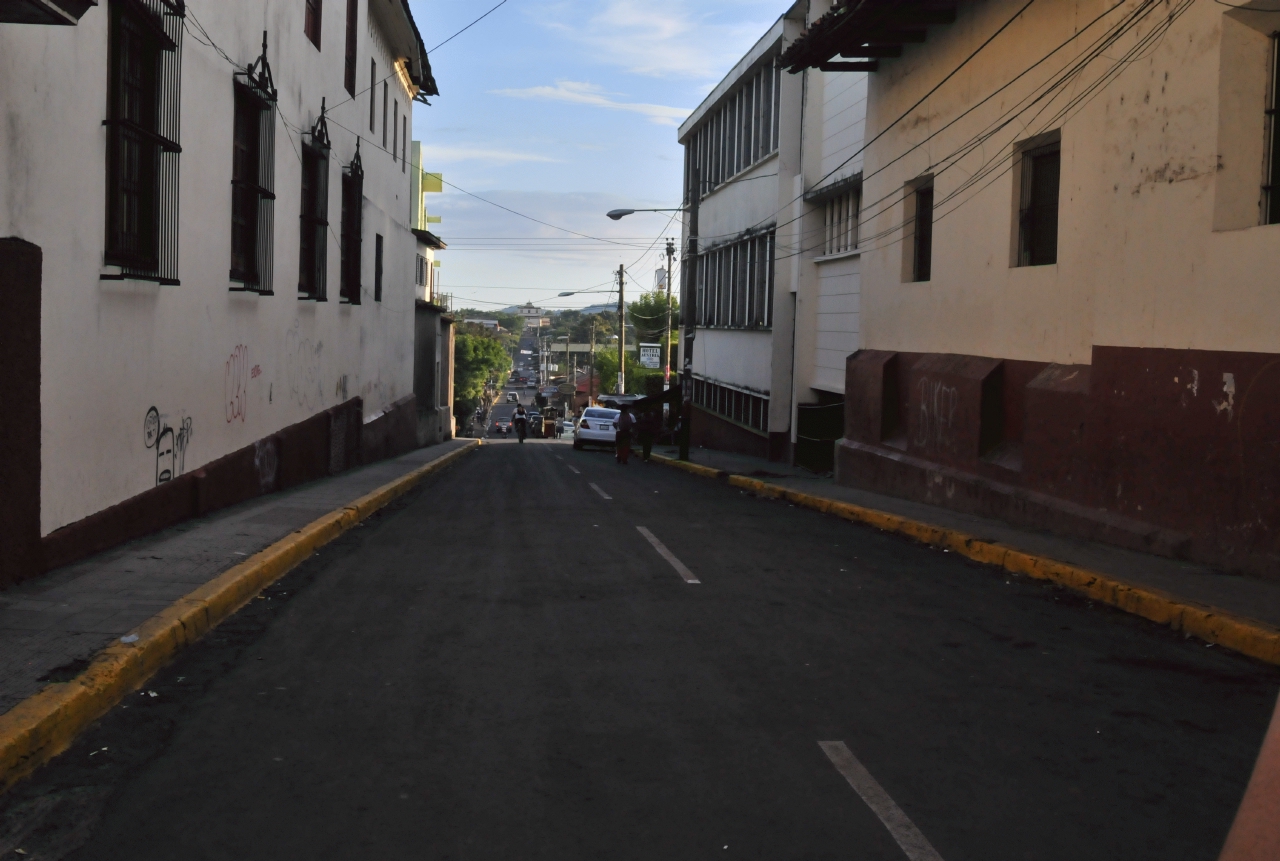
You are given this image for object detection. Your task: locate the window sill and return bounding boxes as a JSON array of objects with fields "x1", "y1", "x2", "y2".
[
  {"x1": 695, "y1": 325, "x2": 773, "y2": 333},
  {"x1": 813, "y1": 248, "x2": 861, "y2": 263}
]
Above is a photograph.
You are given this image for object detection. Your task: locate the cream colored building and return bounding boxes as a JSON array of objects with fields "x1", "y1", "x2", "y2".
[
  {"x1": 678, "y1": 0, "x2": 868, "y2": 467},
  {"x1": 0, "y1": 0, "x2": 442, "y2": 586},
  {"x1": 782, "y1": 0, "x2": 1280, "y2": 575}
]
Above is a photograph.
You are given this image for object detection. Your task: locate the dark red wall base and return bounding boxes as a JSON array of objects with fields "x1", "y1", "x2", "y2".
[
  {"x1": 690, "y1": 405, "x2": 770, "y2": 460},
  {"x1": 20, "y1": 395, "x2": 422, "y2": 590},
  {"x1": 839, "y1": 346, "x2": 1280, "y2": 579}
]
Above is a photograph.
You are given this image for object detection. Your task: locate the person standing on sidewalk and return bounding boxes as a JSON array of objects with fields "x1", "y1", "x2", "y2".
[
  {"x1": 615, "y1": 404, "x2": 635, "y2": 465},
  {"x1": 636, "y1": 407, "x2": 661, "y2": 462}
]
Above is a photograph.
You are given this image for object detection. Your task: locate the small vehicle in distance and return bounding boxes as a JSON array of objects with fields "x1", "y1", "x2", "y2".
[
  {"x1": 573, "y1": 408, "x2": 620, "y2": 450},
  {"x1": 527, "y1": 412, "x2": 542, "y2": 436},
  {"x1": 492, "y1": 419, "x2": 511, "y2": 438},
  {"x1": 506, "y1": 392, "x2": 519, "y2": 403}
]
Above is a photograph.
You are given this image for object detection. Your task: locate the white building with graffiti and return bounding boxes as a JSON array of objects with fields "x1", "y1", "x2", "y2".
[{"x1": 0, "y1": 0, "x2": 450, "y2": 586}]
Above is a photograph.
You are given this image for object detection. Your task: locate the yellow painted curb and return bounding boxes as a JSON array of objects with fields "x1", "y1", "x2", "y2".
[
  {"x1": 651, "y1": 454, "x2": 1280, "y2": 666},
  {"x1": 0, "y1": 441, "x2": 479, "y2": 794}
]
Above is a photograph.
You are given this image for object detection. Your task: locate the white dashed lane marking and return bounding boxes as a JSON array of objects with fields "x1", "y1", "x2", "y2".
[
  {"x1": 567, "y1": 465, "x2": 581, "y2": 474},
  {"x1": 589, "y1": 483, "x2": 611, "y2": 500},
  {"x1": 635, "y1": 527, "x2": 700, "y2": 584},
  {"x1": 818, "y1": 741, "x2": 945, "y2": 861}
]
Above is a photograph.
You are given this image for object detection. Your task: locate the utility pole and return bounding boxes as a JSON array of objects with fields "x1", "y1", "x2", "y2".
[
  {"x1": 616, "y1": 263, "x2": 626, "y2": 395},
  {"x1": 664, "y1": 237, "x2": 675, "y2": 390},
  {"x1": 679, "y1": 167, "x2": 699, "y2": 461},
  {"x1": 589, "y1": 321, "x2": 596, "y2": 405}
]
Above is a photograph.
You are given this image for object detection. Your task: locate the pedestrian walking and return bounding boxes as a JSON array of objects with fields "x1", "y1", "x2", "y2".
[
  {"x1": 636, "y1": 408, "x2": 661, "y2": 462},
  {"x1": 615, "y1": 404, "x2": 635, "y2": 465}
]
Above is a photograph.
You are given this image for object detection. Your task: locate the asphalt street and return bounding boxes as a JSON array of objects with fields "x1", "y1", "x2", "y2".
[{"x1": 2, "y1": 430, "x2": 1278, "y2": 860}]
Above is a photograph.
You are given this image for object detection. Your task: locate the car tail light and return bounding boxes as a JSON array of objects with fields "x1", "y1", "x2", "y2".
[{"x1": 580, "y1": 420, "x2": 590, "y2": 429}]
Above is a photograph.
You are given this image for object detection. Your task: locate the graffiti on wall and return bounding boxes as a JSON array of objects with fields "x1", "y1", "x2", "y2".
[
  {"x1": 285, "y1": 321, "x2": 325, "y2": 410},
  {"x1": 226, "y1": 345, "x2": 249, "y2": 423},
  {"x1": 915, "y1": 378, "x2": 959, "y2": 454},
  {"x1": 143, "y1": 407, "x2": 193, "y2": 486}
]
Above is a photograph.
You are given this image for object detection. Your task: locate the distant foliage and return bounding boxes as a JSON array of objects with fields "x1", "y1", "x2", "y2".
[{"x1": 453, "y1": 332, "x2": 509, "y2": 418}]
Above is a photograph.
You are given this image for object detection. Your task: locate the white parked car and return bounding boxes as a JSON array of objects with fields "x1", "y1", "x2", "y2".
[{"x1": 573, "y1": 408, "x2": 619, "y2": 450}]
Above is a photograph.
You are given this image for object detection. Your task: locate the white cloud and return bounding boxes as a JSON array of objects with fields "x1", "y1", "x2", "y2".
[
  {"x1": 416, "y1": 145, "x2": 561, "y2": 165},
  {"x1": 492, "y1": 80, "x2": 691, "y2": 127},
  {"x1": 540, "y1": 0, "x2": 775, "y2": 81}
]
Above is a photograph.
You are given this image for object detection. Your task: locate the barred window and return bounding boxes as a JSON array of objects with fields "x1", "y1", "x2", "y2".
[
  {"x1": 369, "y1": 59, "x2": 377, "y2": 131},
  {"x1": 339, "y1": 145, "x2": 363, "y2": 304},
  {"x1": 298, "y1": 111, "x2": 330, "y2": 300},
  {"x1": 685, "y1": 54, "x2": 781, "y2": 198},
  {"x1": 374, "y1": 233, "x2": 384, "y2": 302},
  {"x1": 304, "y1": 0, "x2": 322, "y2": 50},
  {"x1": 103, "y1": 0, "x2": 184, "y2": 285},
  {"x1": 343, "y1": 0, "x2": 357, "y2": 96},
  {"x1": 913, "y1": 183, "x2": 934, "y2": 282},
  {"x1": 695, "y1": 229, "x2": 775, "y2": 329},
  {"x1": 692, "y1": 377, "x2": 769, "y2": 434},
  {"x1": 230, "y1": 40, "x2": 277, "y2": 293},
  {"x1": 1017, "y1": 142, "x2": 1060, "y2": 266},
  {"x1": 823, "y1": 190, "x2": 858, "y2": 256}
]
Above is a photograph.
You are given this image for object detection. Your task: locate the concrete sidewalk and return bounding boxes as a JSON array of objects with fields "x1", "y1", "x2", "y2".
[
  {"x1": 654, "y1": 445, "x2": 1280, "y2": 633},
  {"x1": 0, "y1": 440, "x2": 473, "y2": 717}
]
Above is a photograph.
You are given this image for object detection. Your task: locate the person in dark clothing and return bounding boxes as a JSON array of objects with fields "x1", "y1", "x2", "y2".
[
  {"x1": 512, "y1": 405, "x2": 528, "y2": 443},
  {"x1": 636, "y1": 408, "x2": 662, "y2": 462},
  {"x1": 614, "y1": 404, "x2": 635, "y2": 464}
]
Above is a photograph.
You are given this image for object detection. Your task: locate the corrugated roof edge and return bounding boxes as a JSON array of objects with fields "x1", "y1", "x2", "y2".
[{"x1": 397, "y1": 0, "x2": 440, "y2": 98}]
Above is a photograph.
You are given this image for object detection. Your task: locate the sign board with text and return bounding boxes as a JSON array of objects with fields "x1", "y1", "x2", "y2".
[{"x1": 639, "y1": 343, "x2": 661, "y2": 369}]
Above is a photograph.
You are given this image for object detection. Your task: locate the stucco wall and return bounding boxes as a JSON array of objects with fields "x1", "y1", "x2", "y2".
[
  {"x1": 858, "y1": 0, "x2": 1280, "y2": 364},
  {"x1": 0, "y1": 1, "x2": 424, "y2": 535}
]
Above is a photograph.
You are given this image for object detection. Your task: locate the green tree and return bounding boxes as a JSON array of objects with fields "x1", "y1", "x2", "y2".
[
  {"x1": 592, "y1": 350, "x2": 662, "y2": 396},
  {"x1": 453, "y1": 332, "x2": 510, "y2": 418},
  {"x1": 627, "y1": 290, "x2": 679, "y2": 348}
]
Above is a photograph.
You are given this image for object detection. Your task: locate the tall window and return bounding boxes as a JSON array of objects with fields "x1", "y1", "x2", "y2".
[
  {"x1": 369, "y1": 59, "x2": 377, "y2": 131},
  {"x1": 340, "y1": 146, "x2": 363, "y2": 304},
  {"x1": 374, "y1": 233, "x2": 384, "y2": 302},
  {"x1": 401, "y1": 116, "x2": 407, "y2": 172},
  {"x1": 695, "y1": 229, "x2": 775, "y2": 329},
  {"x1": 230, "y1": 40, "x2": 277, "y2": 293},
  {"x1": 1017, "y1": 143, "x2": 1061, "y2": 266},
  {"x1": 299, "y1": 112, "x2": 330, "y2": 300},
  {"x1": 392, "y1": 99, "x2": 398, "y2": 162},
  {"x1": 1266, "y1": 36, "x2": 1280, "y2": 225},
  {"x1": 343, "y1": 0, "x2": 358, "y2": 95},
  {"x1": 913, "y1": 184, "x2": 934, "y2": 282},
  {"x1": 382, "y1": 81, "x2": 388, "y2": 148},
  {"x1": 103, "y1": 0, "x2": 184, "y2": 285},
  {"x1": 686, "y1": 54, "x2": 782, "y2": 198},
  {"x1": 304, "y1": 0, "x2": 322, "y2": 49},
  {"x1": 823, "y1": 190, "x2": 859, "y2": 256}
]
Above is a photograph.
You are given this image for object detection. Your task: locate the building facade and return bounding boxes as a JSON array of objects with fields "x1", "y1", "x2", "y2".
[
  {"x1": 678, "y1": 0, "x2": 868, "y2": 469},
  {"x1": 0, "y1": 0, "x2": 442, "y2": 587},
  {"x1": 782, "y1": 0, "x2": 1280, "y2": 575}
]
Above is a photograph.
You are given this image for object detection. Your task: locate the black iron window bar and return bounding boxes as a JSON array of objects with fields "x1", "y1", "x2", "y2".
[
  {"x1": 339, "y1": 140, "x2": 364, "y2": 304},
  {"x1": 298, "y1": 100, "x2": 331, "y2": 301},
  {"x1": 101, "y1": 0, "x2": 185, "y2": 286},
  {"x1": 1265, "y1": 34, "x2": 1280, "y2": 225},
  {"x1": 230, "y1": 32, "x2": 278, "y2": 294}
]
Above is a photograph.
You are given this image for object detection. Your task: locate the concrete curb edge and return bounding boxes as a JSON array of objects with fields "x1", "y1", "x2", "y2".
[
  {"x1": 0, "y1": 440, "x2": 480, "y2": 794},
  {"x1": 650, "y1": 454, "x2": 1280, "y2": 666}
]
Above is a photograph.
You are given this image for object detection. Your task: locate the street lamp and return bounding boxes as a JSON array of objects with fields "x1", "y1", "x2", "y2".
[
  {"x1": 605, "y1": 176, "x2": 699, "y2": 461},
  {"x1": 606, "y1": 208, "x2": 684, "y2": 220}
]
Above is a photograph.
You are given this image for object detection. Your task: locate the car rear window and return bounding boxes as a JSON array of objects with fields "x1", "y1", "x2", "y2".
[{"x1": 583, "y1": 409, "x2": 619, "y2": 419}]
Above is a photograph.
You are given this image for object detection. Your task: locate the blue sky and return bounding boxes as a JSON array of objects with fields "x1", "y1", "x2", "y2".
[{"x1": 405, "y1": 0, "x2": 786, "y2": 313}]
